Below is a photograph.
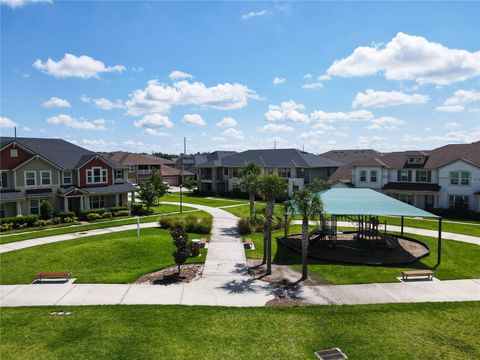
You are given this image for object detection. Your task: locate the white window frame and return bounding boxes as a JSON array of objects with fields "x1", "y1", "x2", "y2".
[
  {"x1": 408, "y1": 156, "x2": 423, "y2": 164},
  {"x1": 10, "y1": 149, "x2": 18, "y2": 158},
  {"x1": 370, "y1": 170, "x2": 377, "y2": 182},
  {"x1": 460, "y1": 171, "x2": 471, "y2": 185},
  {"x1": 40, "y1": 170, "x2": 52, "y2": 186},
  {"x1": 63, "y1": 170, "x2": 73, "y2": 185},
  {"x1": 89, "y1": 195, "x2": 105, "y2": 209},
  {"x1": 398, "y1": 170, "x2": 411, "y2": 182},
  {"x1": 115, "y1": 169, "x2": 123, "y2": 180},
  {"x1": 416, "y1": 170, "x2": 430, "y2": 183},
  {"x1": 25, "y1": 171, "x2": 36, "y2": 187},
  {"x1": 359, "y1": 170, "x2": 367, "y2": 182},
  {"x1": 128, "y1": 165, "x2": 135, "y2": 172},
  {"x1": 0, "y1": 171, "x2": 7, "y2": 189},
  {"x1": 86, "y1": 167, "x2": 108, "y2": 184},
  {"x1": 448, "y1": 195, "x2": 469, "y2": 209},
  {"x1": 30, "y1": 199, "x2": 41, "y2": 215},
  {"x1": 450, "y1": 171, "x2": 470, "y2": 186},
  {"x1": 278, "y1": 168, "x2": 291, "y2": 178}
]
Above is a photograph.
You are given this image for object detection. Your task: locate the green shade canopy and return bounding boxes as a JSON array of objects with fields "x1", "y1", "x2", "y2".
[{"x1": 291, "y1": 188, "x2": 439, "y2": 218}]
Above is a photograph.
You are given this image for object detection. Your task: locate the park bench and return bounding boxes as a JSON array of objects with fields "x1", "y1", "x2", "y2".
[
  {"x1": 243, "y1": 238, "x2": 254, "y2": 250},
  {"x1": 199, "y1": 238, "x2": 207, "y2": 248},
  {"x1": 35, "y1": 272, "x2": 71, "y2": 283},
  {"x1": 402, "y1": 270, "x2": 434, "y2": 281}
]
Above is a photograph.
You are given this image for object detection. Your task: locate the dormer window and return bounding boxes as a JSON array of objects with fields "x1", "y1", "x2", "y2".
[
  {"x1": 10, "y1": 149, "x2": 18, "y2": 158},
  {"x1": 407, "y1": 156, "x2": 424, "y2": 164}
]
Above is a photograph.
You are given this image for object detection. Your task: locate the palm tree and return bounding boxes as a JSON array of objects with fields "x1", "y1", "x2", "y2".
[
  {"x1": 281, "y1": 200, "x2": 295, "y2": 259},
  {"x1": 257, "y1": 174, "x2": 287, "y2": 275},
  {"x1": 292, "y1": 188, "x2": 324, "y2": 280},
  {"x1": 238, "y1": 162, "x2": 262, "y2": 220}
]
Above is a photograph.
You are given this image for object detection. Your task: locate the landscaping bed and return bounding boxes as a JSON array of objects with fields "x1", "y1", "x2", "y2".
[{"x1": 135, "y1": 264, "x2": 203, "y2": 285}]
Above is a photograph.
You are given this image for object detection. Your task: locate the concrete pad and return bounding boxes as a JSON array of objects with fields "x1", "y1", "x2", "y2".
[
  {"x1": 181, "y1": 282, "x2": 219, "y2": 306},
  {"x1": 379, "y1": 283, "x2": 451, "y2": 303},
  {"x1": 0, "y1": 285, "x2": 20, "y2": 300},
  {"x1": 429, "y1": 280, "x2": 480, "y2": 301},
  {"x1": 56, "y1": 284, "x2": 130, "y2": 305},
  {"x1": 0, "y1": 284, "x2": 76, "y2": 307},
  {"x1": 473, "y1": 279, "x2": 480, "y2": 286},
  {"x1": 301, "y1": 286, "x2": 343, "y2": 305},
  {"x1": 329, "y1": 283, "x2": 397, "y2": 304},
  {"x1": 121, "y1": 284, "x2": 184, "y2": 305}
]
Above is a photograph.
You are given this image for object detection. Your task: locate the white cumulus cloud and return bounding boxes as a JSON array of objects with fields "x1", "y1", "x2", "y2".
[
  {"x1": 0, "y1": 116, "x2": 18, "y2": 128},
  {"x1": 82, "y1": 96, "x2": 124, "y2": 110},
  {"x1": 265, "y1": 100, "x2": 310, "y2": 123},
  {"x1": 352, "y1": 89, "x2": 429, "y2": 108},
  {"x1": 242, "y1": 10, "x2": 268, "y2": 20},
  {"x1": 367, "y1": 116, "x2": 406, "y2": 130},
  {"x1": 143, "y1": 128, "x2": 169, "y2": 137},
  {"x1": 216, "y1": 117, "x2": 237, "y2": 128},
  {"x1": 169, "y1": 70, "x2": 193, "y2": 80},
  {"x1": 310, "y1": 109, "x2": 374, "y2": 122},
  {"x1": 222, "y1": 128, "x2": 245, "y2": 139},
  {"x1": 134, "y1": 113, "x2": 173, "y2": 129},
  {"x1": 325, "y1": 32, "x2": 480, "y2": 85},
  {"x1": 33, "y1": 53, "x2": 125, "y2": 79},
  {"x1": 273, "y1": 77, "x2": 286, "y2": 85},
  {"x1": 436, "y1": 89, "x2": 480, "y2": 112},
  {"x1": 47, "y1": 114, "x2": 106, "y2": 130},
  {"x1": 259, "y1": 124, "x2": 294, "y2": 132},
  {"x1": 1, "y1": 0, "x2": 51, "y2": 9},
  {"x1": 42, "y1": 97, "x2": 71, "y2": 108},
  {"x1": 183, "y1": 113, "x2": 206, "y2": 126}
]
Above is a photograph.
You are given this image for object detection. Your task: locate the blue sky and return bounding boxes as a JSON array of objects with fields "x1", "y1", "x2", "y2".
[{"x1": 1, "y1": 1, "x2": 479, "y2": 154}]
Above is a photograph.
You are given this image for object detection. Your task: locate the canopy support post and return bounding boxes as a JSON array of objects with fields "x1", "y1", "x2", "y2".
[
  {"x1": 283, "y1": 213, "x2": 288, "y2": 259},
  {"x1": 435, "y1": 218, "x2": 442, "y2": 268},
  {"x1": 400, "y1": 216, "x2": 404, "y2": 236}
]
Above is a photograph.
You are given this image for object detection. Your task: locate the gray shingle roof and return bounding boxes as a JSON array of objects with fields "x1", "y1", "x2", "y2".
[
  {"x1": 1, "y1": 137, "x2": 125, "y2": 170},
  {"x1": 0, "y1": 191, "x2": 26, "y2": 201},
  {"x1": 198, "y1": 149, "x2": 342, "y2": 168},
  {"x1": 82, "y1": 183, "x2": 138, "y2": 194},
  {"x1": 176, "y1": 151, "x2": 237, "y2": 172}
]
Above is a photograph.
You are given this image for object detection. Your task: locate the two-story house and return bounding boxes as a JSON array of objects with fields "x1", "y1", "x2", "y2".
[
  {"x1": 329, "y1": 141, "x2": 480, "y2": 211},
  {"x1": 0, "y1": 137, "x2": 136, "y2": 217},
  {"x1": 197, "y1": 148, "x2": 342, "y2": 195},
  {"x1": 174, "y1": 151, "x2": 237, "y2": 180},
  {"x1": 109, "y1": 151, "x2": 194, "y2": 185}
]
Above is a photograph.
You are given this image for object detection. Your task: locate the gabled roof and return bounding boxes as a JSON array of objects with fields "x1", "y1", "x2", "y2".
[
  {"x1": 198, "y1": 149, "x2": 342, "y2": 168},
  {"x1": 109, "y1": 151, "x2": 174, "y2": 166},
  {"x1": 0, "y1": 137, "x2": 125, "y2": 170},
  {"x1": 322, "y1": 149, "x2": 381, "y2": 163}
]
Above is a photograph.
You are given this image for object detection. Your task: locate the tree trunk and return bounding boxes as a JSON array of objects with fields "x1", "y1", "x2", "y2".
[
  {"x1": 265, "y1": 198, "x2": 274, "y2": 275},
  {"x1": 261, "y1": 225, "x2": 268, "y2": 265},
  {"x1": 301, "y1": 217, "x2": 309, "y2": 281},
  {"x1": 249, "y1": 192, "x2": 255, "y2": 221}
]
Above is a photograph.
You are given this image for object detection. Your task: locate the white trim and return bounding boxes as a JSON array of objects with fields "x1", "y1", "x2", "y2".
[
  {"x1": 0, "y1": 170, "x2": 7, "y2": 189},
  {"x1": 86, "y1": 167, "x2": 108, "y2": 185},
  {"x1": 62, "y1": 170, "x2": 73, "y2": 186},
  {"x1": 12, "y1": 154, "x2": 62, "y2": 171},
  {"x1": 40, "y1": 170, "x2": 52, "y2": 186},
  {"x1": 24, "y1": 170, "x2": 36, "y2": 187}
]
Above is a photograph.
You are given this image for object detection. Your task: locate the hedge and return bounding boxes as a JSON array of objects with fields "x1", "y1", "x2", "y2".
[
  {"x1": 0, "y1": 214, "x2": 39, "y2": 228},
  {"x1": 54, "y1": 211, "x2": 76, "y2": 220}
]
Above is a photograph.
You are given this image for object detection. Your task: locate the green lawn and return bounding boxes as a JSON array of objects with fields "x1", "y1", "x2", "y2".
[
  {"x1": 0, "y1": 227, "x2": 208, "y2": 284},
  {"x1": 160, "y1": 193, "x2": 247, "y2": 207},
  {"x1": 1, "y1": 302, "x2": 479, "y2": 359},
  {"x1": 244, "y1": 225, "x2": 480, "y2": 284},
  {"x1": 221, "y1": 202, "x2": 283, "y2": 218},
  {"x1": 0, "y1": 206, "x2": 200, "y2": 244}
]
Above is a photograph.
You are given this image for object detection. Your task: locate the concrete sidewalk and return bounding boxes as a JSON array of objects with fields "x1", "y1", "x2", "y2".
[{"x1": 291, "y1": 220, "x2": 480, "y2": 246}]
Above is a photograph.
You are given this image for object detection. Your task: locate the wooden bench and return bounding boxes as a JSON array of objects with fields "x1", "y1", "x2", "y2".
[
  {"x1": 243, "y1": 238, "x2": 254, "y2": 250},
  {"x1": 35, "y1": 272, "x2": 71, "y2": 282},
  {"x1": 402, "y1": 270, "x2": 434, "y2": 281},
  {"x1": 199, "y1": 238, "x2": 207, "y2": 248}
]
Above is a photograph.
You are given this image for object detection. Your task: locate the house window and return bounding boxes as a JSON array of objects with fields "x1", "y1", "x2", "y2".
[
  {"x1": 416, "y1": 170, "x2": 431, "y2": 183},
  {"x1": 0, "y1": 172, "x2": 7, "y2": 188},
  {"x1": 450, "y1": 171, "x2": 470, "y2": 185},
  {"x1": 30, "y1": 199, "x2": 43, "y2": 214},
  {"x1": 297, "y1": 168, "x2": 305, "y2": 178},
  {"x1": 370, "y1": 171, "x2": 377, "y2": 182},
  {"x1": 128, "y1": 165, "x2": 135, "y2": 172},
  {"x1": 63, "y1": 171, "x2": 72, "y2": 185},
  {"x1": 10, "y1": 149, "x2": 18, "y2": 158},
  {"x1": 25, "y1": 171, "x2": 36, "y2": 186},
  {"x1": 449, "y1": 195, "x2": 469, "y2": 210},
  {"x1": 89, "y1": 195, "x2": 105, "y2": 209},
  {"x1": 398, "y1": 193, "x2": 414, "y2": 205},
  {"x1": 397, "y1": 170, "x2": 412, "y2": 182},
  {"x1": 86, "y1": 168, "x2": 107, "y2": 184},
  {"x1": 40, "y1": 171, "x2": 51, "y2": 186},
  {"x1": 224, "y1": 168, "x2": 229, "y2": 176},
  {"x1": 278, "y1": 168, "x2": 291, "y2": 178},
  {"x1": 232, "y1": 168, "x2": 239, "y2": 177},
  {"x1": 360, "y1": 170, "x2": 367, "y2": 182},
  {"x1": 115, "y1": 170, "x2": 123, "y2": 180},
  {"x1": 408, "y1": 157, "x2": 423, "y2": 164}
]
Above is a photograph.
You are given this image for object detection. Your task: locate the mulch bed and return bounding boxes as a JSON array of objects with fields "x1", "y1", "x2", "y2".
[{"x1": 135, "y1": 264, "x2": 203, "y2": 285}]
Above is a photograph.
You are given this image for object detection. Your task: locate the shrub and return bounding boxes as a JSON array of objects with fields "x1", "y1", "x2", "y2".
[
  {"x1": 39, "y1": 200, "x2": 53, "y2": 220},
  {"x1": 0, "y1": 214, "x2": 39, "y2": 228},
  {"x1": 171, "y1": 223, "x2": 189, "y2": 273},
  {"x1": 131, "y1": 204, "x2": 152, "y2": 216},
  {"x1": 158, "y1": 215, "x2": 212, "y2": 234},
  {"x1": 101, "y1": 212, "x2": 112, "y2": 219},
  {"x1": 79, "y1": 208, "x2": 106, "y2": 221},
  {"x1": 36, "y1": 219, "x2": 54, "y2": 227},
  {"x1": 86, "y1": 213, "x2": 102, "y2": 221},
  {"x1": 184, "y1": 215, "x2": 199, "y2": 233},
  {"x1": 196, "y1": 217, "x2": 212, "y2": 234},
  {"x1": 0, "y1": 223, "x2": 14, "y2": 231},
  {"x1": 158, "y1": 216, "x2": 176, "y2": 229},
  {"x1": 114, "y1": 210, "x2": 130, "y2": 217},
  {"x1": 63, "y1": 217, "x2": 76, "y2": 223},
  {"x1": 110, "y1": 206, "x2": 128, "y2": 213},
  {"x1": 55, "y1": 211, "x2": 76, "y2": 220},
  {"x1": 237, "y1": 218, "x2": 251, "y2": 235},
  {"x1": 431, "y1": 208, "x2": 480, "y2": 221}
]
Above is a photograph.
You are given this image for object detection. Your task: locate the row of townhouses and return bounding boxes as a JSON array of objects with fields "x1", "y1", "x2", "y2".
[
  {"x1": 196, "y1": 148, "x2": 342, "y2": 195},
  {"x1": 328, "y1": 141, "x2": 480, "y2": 211},
  {"x1": 0, "y1": 137, "x2": 136, "y2": 218}
]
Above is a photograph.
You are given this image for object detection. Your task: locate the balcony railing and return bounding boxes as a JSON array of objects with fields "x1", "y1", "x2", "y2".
[{"x1": 138, "y1": 170, "x2": 151, "y2": 175}]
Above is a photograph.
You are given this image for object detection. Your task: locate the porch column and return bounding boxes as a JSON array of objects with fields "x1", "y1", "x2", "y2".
[
  {"x1": 81, "y1": 196, "x2": 88, "y2": 210},
  {"x1": 16, "y1": 201, "x2": 22, "y2": 216},
  {"x1": 64, "y1": 197, "x2": 69, "y2": 212},
  {"x1": 131, "y1": 191, "x2": 135, "y2": 205},
  {"x1": 115, "y1": 193, "x2": 119, "y2": 207}
]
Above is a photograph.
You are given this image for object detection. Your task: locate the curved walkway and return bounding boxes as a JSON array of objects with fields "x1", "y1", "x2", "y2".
[{"x1": 1, "y1": 202, "x2": 479, "y2": 307}]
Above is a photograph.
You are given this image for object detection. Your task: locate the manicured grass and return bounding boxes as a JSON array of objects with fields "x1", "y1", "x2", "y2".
[
  {"x1": 151, "y1": 203, "x2": 195, "y2": 214},
  {"x1": 160, "y1": 193, "x2": 247, "y2": 207},
  {"x1": 244, "y1": 225, "x2": 480, "y2": 284},
  {"x1": 221, "y1": 202, "x2": 283, "y2": 218},
  {"x1": 377, "y1": 215, "x2": 480, "y2": 237},
  {"x1": 1, "y1": 302, "x2": 479, "y2": 359},
  {"x1": 0, "y1": 207, "x2": 201, "y2": 244},
  {"x1": 0, "y1": 227, "x2": 208, "y2": 284}
]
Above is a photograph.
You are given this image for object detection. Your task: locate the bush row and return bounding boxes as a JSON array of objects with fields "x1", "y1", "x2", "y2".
[
  {"x1": 131, "y1": 204, "x2": 153, "y2": 216},
  {"x1": 79, "y1": 206, "x2": 129, "y2": 221},
  {"x1": 430, "y1": 208, "x2": 480, "y2": 221},
  {"x1": 0, "y1": 213, "x2": 77, "y2": 231},
  {"x1": 237, "y1": 213, "x2": 287, "y2": 235},
  {"x1": 158, "y1": 214, "x2": 212, "y2": 234}
]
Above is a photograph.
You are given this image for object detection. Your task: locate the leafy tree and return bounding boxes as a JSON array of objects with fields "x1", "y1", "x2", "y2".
[
  {"x1": 149, "y1": 169, "x2": 168, "y2": 204},
  {"x1": 137, "y1": 181, "x2": 157, "y2": 212},
  {"x1": 292, "y1": 188, "x2": 324, "y2": 280},
  {"x1": 239, "y1": 162, "x2": 262, "y2": 221},
  {"x1": 171, "y1": 223, "x2": 189, "y2": 274},
  {"x1": 39, "y1": 200, "x2": 53, "y2": 220},
  {"x1": 257, "y1": 174, "x2": 287, "y2": 275},
  {"x1": 183, "y1": 178, "x2": 197, "y2": 192},
  {"x1": 307, "y1": 178, "x2": 330, "y2": 193},
  {"x1": 281, "y1": 200, "x2": 295, "y2": 258}
]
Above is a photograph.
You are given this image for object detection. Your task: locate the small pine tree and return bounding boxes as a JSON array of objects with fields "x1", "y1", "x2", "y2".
[
  {"x1": 183, "y1": 178, "x2": 196, "y2": 192},
  {"x1": 138, "y1": 181, "x2": 157, "y2": 212},
  {"x1": 171, "y1": 223, "x2": 189, "y2": 274},
  {"x1": 39, "y1": 200, "x2": 53, "y2": 220}
]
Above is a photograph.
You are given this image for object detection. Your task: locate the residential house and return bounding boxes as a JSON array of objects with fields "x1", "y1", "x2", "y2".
[
  {"x1": 0, "y1": 137, "x2": 136, "y2": 217},
  {"x1": 174, "y1": 151, "x2": 237, "y2": 180},
  {"x1": 197, "y1": 148, "x2": 342, "y2": 195},
  {"x1": 109, "y1": 151, "x2": 194, "y2": 186},
  {"x1": 329, "y1": 141, "x2": 480, "y2": 211}
]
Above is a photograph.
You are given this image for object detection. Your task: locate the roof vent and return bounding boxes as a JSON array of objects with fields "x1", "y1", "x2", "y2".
[{"x1": 315, "y1": 348, "x2": 348, "y2": 360}]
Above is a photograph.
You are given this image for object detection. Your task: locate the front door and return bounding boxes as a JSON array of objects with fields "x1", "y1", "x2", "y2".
[
  {"x1": 425, "y1": 195, "x2": 434, "y2": 210},
  {"x1": 68, "y1": 197, "x2": 81, "y2": 214}
]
